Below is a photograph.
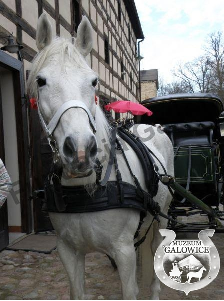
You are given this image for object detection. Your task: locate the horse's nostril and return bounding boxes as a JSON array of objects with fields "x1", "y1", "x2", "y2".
[
  {"x1": 63, "y1": 136, "x2": 76, "y2": 159},
  {"x1": 89, "y1": 136, "x2": 97, "y2": 158}
]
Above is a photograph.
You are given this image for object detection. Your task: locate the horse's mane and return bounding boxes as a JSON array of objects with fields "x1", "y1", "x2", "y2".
[
  {"x1": 95, "y1": 105, "x2": 111, "y2": 162},
  {"x1": 27, "y1": 37, "x2": 111, "y2": 178}
]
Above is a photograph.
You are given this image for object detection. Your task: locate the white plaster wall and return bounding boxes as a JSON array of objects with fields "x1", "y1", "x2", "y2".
[
  {"x1": 92, "y1": 29, "x2": 98, "y2": 52},
  {"x1": 0, "y1": 69, "x2": 21, "y2": 227},
  {"x1": 99, "y1": 62, "x2": 105, "y2": 81},
  {"x1": 60, "y1": 25, "x2": 71, "y2": 40},
  {"x1": 113, "y1": 55, "x2": 117, "y2": 73},
  {"x1": 103, "y1": 0, "x2": 107, "y2": 10},
  {"x1": 90, "y1": 2, "x2": 97, "y2": 25},
  {"x1": 92, "y1": 55, "x2": 99, "y2": 74},
  {"x1": 97, "y1": 13, "x2": 103, "y2": 34},
  {"x1": 23, "y1": 31, "x2": 38, "y2": 52},
  {"x1": 2, "y1": 0, "x2": 16, "y2": 11},
  {"x1": 21, "y1": 0, "x2": 38, "y2": 29},
  {"x1": 23, "y1": 60, "x2": 32, "y2": 91},
  {"x1": 106, "y1": 68, "x2": 110, "y2": 85},
  {"x1": 0, "y1": 15, "x2": 17, "y2": 37},
  {"x1": 59, "y1": 0, "x2": 71, "y2": 23},
  {"x1": 46, "y1": 0, "x2": 55, "y2": 8},
  {"x1": 82, "y1": 0, "x2": 90, "y2": 15}
]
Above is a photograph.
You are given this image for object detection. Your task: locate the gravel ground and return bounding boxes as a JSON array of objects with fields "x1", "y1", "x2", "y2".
[{"x1": 0, "y1": 232, "x2": 224, "y2": 300}]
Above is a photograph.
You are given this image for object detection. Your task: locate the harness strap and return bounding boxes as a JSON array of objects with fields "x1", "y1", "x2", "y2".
[
  {"x1": 36, "y1": 98, "x2": 97, "y2": 163},
  {"x1": 117, "y1": 127, "x2": 158, "y2": 196},
  {"x1": 116, "y1": 135, "x2": 161, "y2": 219},
  {"x1": 47, "y1": 100, "x2": 96, "y2": 134},
  {"x1": 114, "y1": 152, "x2": 124, "y2": 203},
  {"x1": 51, "y1": 164, "x2": 66, "y2": 212},
  {"x1": 116, "y1": 137, "x2": 141, "y2": 189},
  {"x1": 100, "y1": 127, "x2": 117, "y2": 186},
  {"x1": 134, "y1": 212, "x2": 145, "y2": 239},
  {"x1": 134, "y1": 217, "x2": 155, "y2": 250}
]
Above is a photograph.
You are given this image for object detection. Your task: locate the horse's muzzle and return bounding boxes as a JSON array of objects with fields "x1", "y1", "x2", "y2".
[{"x1": 63, "y1": 135, "x2": 97, "y2": 174}]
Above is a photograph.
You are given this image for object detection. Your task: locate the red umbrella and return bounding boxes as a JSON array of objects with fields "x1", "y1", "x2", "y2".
[{"x1": 104, "y1": 100, "x2": 153, "y2": 116}]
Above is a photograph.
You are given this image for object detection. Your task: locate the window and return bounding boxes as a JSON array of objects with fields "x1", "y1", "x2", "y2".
[
  {"x1": 121, "y1": 60, "x2": 124, "y2": 80},
  {"x1": 118, "y1": 0, "x2": 121, "y2": 22},
  {"x1": 104, "y1": 37, "x2": 110, "y2": 64},
  {"x1": 72, "y1": 0, "x2": 81, "y2": 33},
  {"x1": 130, "y1": 72, "x2": 133, "y2": 90},
  {"x1": 128, "y1": 24, "x2": 131, "y2": 43}
]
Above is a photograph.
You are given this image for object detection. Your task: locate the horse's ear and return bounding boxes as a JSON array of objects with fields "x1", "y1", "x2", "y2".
[
  {"x1": 75, "y1": 16, "x2": 93, "y2": 57},
  {"x1": 36, "y1": 13, "x2": 53, "y2": 51}
]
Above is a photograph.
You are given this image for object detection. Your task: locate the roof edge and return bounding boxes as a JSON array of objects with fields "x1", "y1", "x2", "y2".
[
  {"x1": 123, "y1": 0, "x2": 144, "y2": 39},
  {"x1": 142, "y1": 93, "x2": 222, "y2": 104}
]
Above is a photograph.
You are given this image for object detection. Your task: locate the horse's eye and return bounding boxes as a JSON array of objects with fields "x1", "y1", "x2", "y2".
[
  {"x1": 37, "y1": 77, "x2": 46, "y2": 87},
  {"x1": 92, "y1": 78, "x2": 98, "y2": 87}
]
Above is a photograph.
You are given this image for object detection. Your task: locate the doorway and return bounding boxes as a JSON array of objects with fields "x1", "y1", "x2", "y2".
[{"x1": 0, "y1": 51, "x2": 31, "y2": 250}]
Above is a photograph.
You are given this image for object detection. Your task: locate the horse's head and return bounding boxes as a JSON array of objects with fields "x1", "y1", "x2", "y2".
[{"x1": 28, "y1": 13, "x2": 101, "y2": 178}]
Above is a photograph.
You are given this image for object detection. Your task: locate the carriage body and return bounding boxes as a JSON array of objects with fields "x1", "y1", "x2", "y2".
[{"x1": 141, "y1": 93, "x2": 224, "y2": 228}]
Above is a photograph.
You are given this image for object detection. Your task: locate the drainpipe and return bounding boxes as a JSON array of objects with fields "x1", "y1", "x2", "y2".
[{"x1": 137, "y1": 38, "x2": 144, "y2": 103}]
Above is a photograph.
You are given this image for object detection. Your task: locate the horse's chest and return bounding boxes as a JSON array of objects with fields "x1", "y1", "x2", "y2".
[
  {"x1": 50, "y1": 213, "x2": 98, "y2": 249},
  {"x1": 49, "y1": 209, "x2": 139, "y2": 252}
]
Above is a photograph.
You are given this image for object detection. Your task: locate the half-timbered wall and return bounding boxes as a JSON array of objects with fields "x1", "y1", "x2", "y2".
[
  {"x1": 0, "y1": 0, "x2": 142, "y2": 102},
  {"x1": 0, "y1": 0, "x2": 143, "y2": 233}
]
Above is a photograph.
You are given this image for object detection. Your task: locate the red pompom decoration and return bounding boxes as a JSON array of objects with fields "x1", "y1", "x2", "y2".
[
  {"x1": 30, "y1": 98, "x2": 37, "y2": 109},
  {"x1": 95, "y1": 96, "x2": 98, "y2": 105}
]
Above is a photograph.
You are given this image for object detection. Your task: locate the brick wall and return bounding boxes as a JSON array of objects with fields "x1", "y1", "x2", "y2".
[{"x1": 141, "y1": 81, "x2": 157, "y2": 101}]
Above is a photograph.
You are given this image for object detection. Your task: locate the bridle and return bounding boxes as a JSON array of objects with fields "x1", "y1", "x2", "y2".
[
  {"x1": 36, "y1": 98, "x2": 97, "y2": 163},
  {"x1": 36, "y1": 95, "x2": 115, "y2": 184}
]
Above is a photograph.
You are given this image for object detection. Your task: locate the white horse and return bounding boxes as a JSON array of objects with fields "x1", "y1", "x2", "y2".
[
  {"x1": 187, "y1": 267, "x2": 206, "y2": 283},
  {"x1": 28, "y1": 13, "x2": 174, "y2": 300}
]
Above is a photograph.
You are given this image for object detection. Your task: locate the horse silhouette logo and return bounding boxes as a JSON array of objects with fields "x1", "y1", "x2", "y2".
[
  {"x1": 187, "y1": 266, "x2": 206, "y2": 283},
  {"x1": 154, "y1": 229, "x2": 220, "y2": 295}
]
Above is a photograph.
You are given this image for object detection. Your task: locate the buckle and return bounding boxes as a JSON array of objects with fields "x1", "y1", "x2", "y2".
[{"x1": 160, "y1": 175, "x2": 174, "y2": 184}]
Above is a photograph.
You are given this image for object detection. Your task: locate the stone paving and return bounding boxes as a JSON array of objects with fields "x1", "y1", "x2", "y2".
[
  {"x1": 0, "y1": 233, "x2": 224, "y2": 300},
  {"x1": 0, "y1": 249, "x2": 123, "y2": 300}
]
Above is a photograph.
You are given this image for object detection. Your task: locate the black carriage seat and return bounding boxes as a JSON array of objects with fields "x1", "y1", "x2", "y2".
[
  {"x1": 163, "y1": 121, "x2": 215, "y2": 147},
  {"x1": 162, "y1": 121, "x2": 217, "y2": 203}
]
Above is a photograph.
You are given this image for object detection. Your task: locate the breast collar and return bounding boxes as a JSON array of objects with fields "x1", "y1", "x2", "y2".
[{"x1": 36, "y1": 98, "x2": 97, "y2": 163}]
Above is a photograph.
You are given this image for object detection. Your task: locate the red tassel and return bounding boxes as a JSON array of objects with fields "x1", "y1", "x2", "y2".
[
  {"x1": 95, "y1": 96, "x2": 98, "y2": 105},
  {"x1": 30, "y1": 98, "x2": 37, "y2": 109}
]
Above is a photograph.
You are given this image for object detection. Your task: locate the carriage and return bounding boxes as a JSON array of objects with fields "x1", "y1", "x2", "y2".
[{"x1": 141, "y1": 93, "x2": 224, "y2": 231}]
